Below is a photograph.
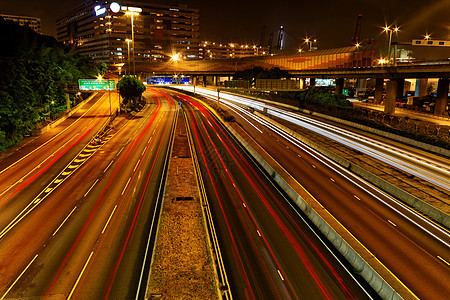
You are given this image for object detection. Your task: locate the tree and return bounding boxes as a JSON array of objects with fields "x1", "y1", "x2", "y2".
[{"x1": 117, "y1": 76, "x2": 146, "y2": 112}]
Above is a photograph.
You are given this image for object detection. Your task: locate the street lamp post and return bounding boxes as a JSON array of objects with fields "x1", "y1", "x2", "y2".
[
  {"x1": 125, "y1": 11, "x2": 139, "y2": 76},
  {"x1": 384, "y1": 26, "x2": 399, "y2": 64},
  {"x1": 125, "y1": 39, "x2": 131, "y2": 75}
]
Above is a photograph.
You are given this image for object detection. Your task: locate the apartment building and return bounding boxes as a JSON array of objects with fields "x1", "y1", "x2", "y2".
[
  {"x1": 56, "y1": 0, "x2": 199, "y2": 64},
  {"x1": 1, "y1": 14, "x2": 42, "y2": 34}
]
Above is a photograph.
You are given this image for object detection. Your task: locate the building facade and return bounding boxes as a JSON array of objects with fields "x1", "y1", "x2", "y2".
[
  {"x1": 1, "y1": 14, "x2": 42, "y2": 34},
  {"x1": 199, "y1": 41, "x2": 268, "y2": 60},
  {"x1": 56, "y1": 0, "x2": 199, "y2": 67}
]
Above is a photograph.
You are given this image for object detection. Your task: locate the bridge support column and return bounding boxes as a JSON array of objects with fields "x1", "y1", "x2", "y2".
[
  {"x1": 356, "y1": 78, "x2": 367, "y2": 96},
  {"x1": 202, "y1": 76, "x2": 207, "y2": 87},
  {"x1": 335, "y1": 78, "x2": 344, "y2": 94},
  {"x1": 309, "y1": 78, "x2": 316, "y2": 87},
  {"x1": 385, "y1": 80, "x2": 398, "y2": 114},
  {"x1": 300, "y1": 78, "x2": 305, "y2": 89},
  {"x1": 414, "y1": 78, "x2": 428, "y2": 97},
  {"x1": 374, "y1": 78, "x2": 384, "y2": 104},
  {"x1": 396, "y1": 79, "x2": 405, "y2": 100},
  {"x1": 213, "y1": 76, "x2": 218, "y2": 86},
  {"x1": 434, "y1": 78, "x2": 449, "y2": 116}
]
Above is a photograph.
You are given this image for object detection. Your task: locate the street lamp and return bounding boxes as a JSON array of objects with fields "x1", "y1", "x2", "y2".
[
  {"x1": 383, "y1": 26, "x2": 399, "y2": 63},
  {"x1": 171, "y1": 53, "x2": 180, "y2": 61},
  {"x1": 305, "y1": 38, "x2": 311, "y2": 51},
  {"x1": 125, "y1": 11, "x2": 139, "y2": 76}
]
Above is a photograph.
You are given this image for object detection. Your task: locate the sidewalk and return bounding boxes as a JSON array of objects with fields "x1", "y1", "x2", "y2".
[{"x1": 352, "y1": 101, "x2": 450, "y2": 128}]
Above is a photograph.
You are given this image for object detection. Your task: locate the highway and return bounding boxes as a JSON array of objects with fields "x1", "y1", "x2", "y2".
[
  {"x1": 0, "y1": 89, "x2": 176, "y2": 299},
  {"x1": 173, "y1": 86, "x2": 450, "y2": 192},
  {"x1": 171, "y1": 86, "x2": 450, "y2": 300},
  {"x1": 176, "y1": 89, "x2": 374, "y2": 299},
  {"x1": 0, "y1": 91, "x2": 119, "y2": 201}
]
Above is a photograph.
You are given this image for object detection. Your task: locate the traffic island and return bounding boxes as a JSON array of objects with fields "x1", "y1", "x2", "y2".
[{"x1": 146, "y1": 110, "x2": 219, "y2": 299}]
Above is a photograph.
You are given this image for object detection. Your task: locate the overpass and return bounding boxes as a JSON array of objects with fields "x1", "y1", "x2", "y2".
[{"x1": 129, "y1": 46, "x2": 450, "y2": 116}]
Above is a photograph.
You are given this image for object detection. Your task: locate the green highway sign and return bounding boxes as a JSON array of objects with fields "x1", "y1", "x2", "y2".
[{"x1": 78, "y1": 79, "x2": 116, "y2": 91}]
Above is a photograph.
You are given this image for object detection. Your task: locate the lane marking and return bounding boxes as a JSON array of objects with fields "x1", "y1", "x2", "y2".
[
  {"x1": 142, "y1": 146, "x2": 147, "y2": 156},
  {"x1": 330, "y1": 178, "x2": 335, "y2": 182},
  {"x1": 103, "y1": 160, "x2": 114, "y2": 173},
  {"x1": 84, "y1": 179, "x2": 99, "y2": 197},
  {"x1": 67, "y1": 251, "x2": 94, "y2": 300},
  {"x1": 256, "y1": 230, "x2": 261, "y2": 237},
  {"x1": 102, "y1": 205, "x2": 117, "y2": 234},
  {"x1": 354, "y1": 195, "x2": 361, "y2": 201},
  {"x1": 242, "y1": 202, "x2": 247, "y2": 208},
  {"x1": 388, "y1": 220, "x2": 397, "y2": 227},
  {"x1": 133, "y1": 159, "x2": 141, "y2": 172},
  {"x1": 44, "y1": 188, "x2": 53, "y2": 193},
  {"x1": 312, "y1": 165, "x2": 316, "y2": 169},
  {"x1": 116, "y1": 147, "x2": 124, "y2": 157},
  {"x1": 53, "y1": 206, "x2": 77, "y2": 236},
  {"x1": 1, "y1": 254, "x2": 39, "y2": 300},
  {"x1": 437, "y1": 256, "x2": 450, "y2": 266},
  {"x1": 277, "y1": 269, "x2": 285, "y2": 281},
  {"x1": 297, "y1": 154, "x2": 302, "y2": 158},
  {"x1": 122, "y1": 178, "x2": 131, "y2": 195}
]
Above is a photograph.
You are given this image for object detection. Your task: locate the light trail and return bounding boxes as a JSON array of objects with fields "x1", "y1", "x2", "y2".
[{"x1": 173, "y1": 86, "x2": 450, "y2": 192}]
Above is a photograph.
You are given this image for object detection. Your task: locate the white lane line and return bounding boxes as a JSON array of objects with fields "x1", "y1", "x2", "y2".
[
  {"x1": 122, "y1": 178, "x2": 131, "y2": 195},
  {"x1": 67, "y1": 251, "x2": 94, "y2": 300},
  {"x1": 1, "y1": 254, "x2": 39, "y2": 300},
  {"x1": 103, "y1": 160, "x2": 114, "y2": 173},
  {"x1": 53, "y1": 206, "x2": 77, "y2": 236},
  {"x1": 102, "y1": 205, "x2": 117, "y2": 234},
  {"x1": 84, "y1": 179, "x2": 99, "y2": 197}
]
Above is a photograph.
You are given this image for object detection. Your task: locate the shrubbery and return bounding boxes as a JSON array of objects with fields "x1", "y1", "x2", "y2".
[{"x1": 0, "y1": 17, "x2": 104, "y2": 151}]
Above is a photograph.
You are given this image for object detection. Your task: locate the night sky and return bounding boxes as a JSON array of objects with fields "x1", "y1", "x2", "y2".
[{"x1": 2, "y1": 0, "x2": 450, "y2": 56}]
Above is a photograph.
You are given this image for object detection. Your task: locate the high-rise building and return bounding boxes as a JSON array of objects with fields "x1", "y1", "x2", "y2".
[
  {"x1": 199, "y1": 41, "x2": 268, "y2": 60},
  {"x1": 56, "y1": 0, "x2": 199, "y2": 67},
  {"x1": 1, "y1": 14, "x2": 42, "y2": 34}
]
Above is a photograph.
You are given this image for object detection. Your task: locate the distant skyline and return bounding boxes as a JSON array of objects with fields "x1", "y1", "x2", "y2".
[{"x1": 2, "y1": 0, "x2": 449, "y2": 56}]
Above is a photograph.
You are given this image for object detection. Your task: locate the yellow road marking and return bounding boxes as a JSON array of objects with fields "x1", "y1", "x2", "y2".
[
  {"x1": 1, "y1": 254, "x2": 39, "y2": 300},
  {"x1": 67, "y1": 252, "x2": 94, "y2": 300},
  {"x1": 122, "y1": 178, "x2": 131, "y2": 195},
  {"x1": 102, "y1": 205, "x2": 117, "y2": 234},
  {"x1": 53, "y1": 206, "x2": 77, "y2": 236},
  {"x1": 84, "y1": 179, "x2": 99, "y2": 197},
  {"x1": 437, "y1": 256, "x2": 450, "y2": 266},
  {"x1": 388, "y1": 220, "x2": 397, "y2": 227}
]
